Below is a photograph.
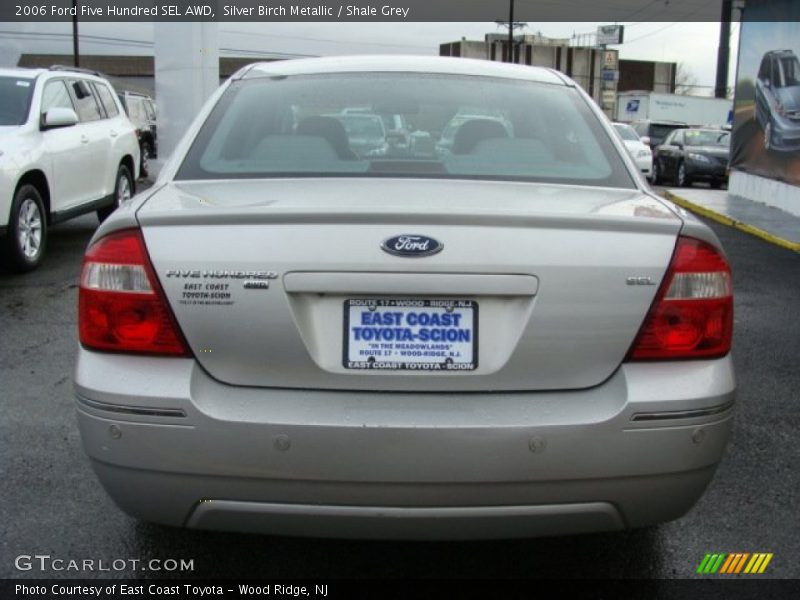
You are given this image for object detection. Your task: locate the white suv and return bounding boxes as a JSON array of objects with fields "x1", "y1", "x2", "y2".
[{"x1": 0, "y1": 66, "x2": 140, "y2": 272}]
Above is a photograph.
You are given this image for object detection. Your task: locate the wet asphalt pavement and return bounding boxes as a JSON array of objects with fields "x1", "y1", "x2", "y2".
[{"x1": 1, "y1": 187, "x2": 798, "y2": 580}]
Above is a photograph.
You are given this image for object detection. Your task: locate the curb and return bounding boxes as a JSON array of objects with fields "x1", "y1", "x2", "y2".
[{"x1": 664, "y1": 190, "x2": 800, "y2": 253}]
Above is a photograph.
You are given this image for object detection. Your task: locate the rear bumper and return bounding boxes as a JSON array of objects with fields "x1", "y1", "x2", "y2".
[
  {"x1": 685, "y1": 160, "x2": 728, "y2": 181},
  {"x1": 768, "y1": 116, "x2": 800, "y2": 151},
  {"x1": 74, "y1": 351, "x2": 735, "y2": 539},
  {"x1": 634, "y1": 155, "x2": 652, "y2": 176}
]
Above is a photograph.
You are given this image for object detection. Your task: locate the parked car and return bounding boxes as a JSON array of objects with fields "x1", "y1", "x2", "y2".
[
  {"x1": 0, "y1": 66, "x2": 139, "y2": 272},
  {"x1": 342, "y1": 108, "x2": 411, "y2": 153},
  {"x1": 652, "y1": 127, "x2": 730, "y2": 188},
  {"x1": 755, "y1": 49, "x2": 800, "y2": 152},
  {"x1": 630, "y1": 119, "x2": 688, "y2": 150},
  {"x1": 75, "y1": 56, "x2": 734, "y2": 539},
  {"x1": 613, "y1": 122, "x2": 653, "y2": 180},
  {"x1": 334, "y1": 113, "x2": 389, "y2": 158},
  {"x1": 117, "y1": 90, "x2": 157, "y2": 176}
]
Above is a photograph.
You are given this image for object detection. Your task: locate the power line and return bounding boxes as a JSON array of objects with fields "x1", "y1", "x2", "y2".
[
  {"x1": 622, "y1": 3, "x2": 709, "y2": 45},
  {"x1": 618, "y1": 0, "x2": 666, "y2": 23},
  {"x1": 568, "y1": 20, "x2": 649, "y2": 40},
  {"x1": 0, "y1": 30, "x2": 151, "y2": 47},
  {"x1": 624, "y1": 22, "x2": 680, "y2": 44},
  {"x1": 0, "y1": 30, "x2": 316, "y2": 58},
  {"x1": 221, "y1": 28, "x2": 431, "y2": 51},
  {"x1": 1, "y1": 27, "x2": 431, "y2": 54}
]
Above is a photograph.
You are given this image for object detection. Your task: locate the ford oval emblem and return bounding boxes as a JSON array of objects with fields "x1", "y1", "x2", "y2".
[{"x1": 381, "y1": 234, "x2": 443, "y2": 258}]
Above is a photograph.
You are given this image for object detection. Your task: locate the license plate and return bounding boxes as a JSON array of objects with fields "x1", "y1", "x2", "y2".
[{"x1": 343, "y1": 299, "x2": 478, "y2": 371}]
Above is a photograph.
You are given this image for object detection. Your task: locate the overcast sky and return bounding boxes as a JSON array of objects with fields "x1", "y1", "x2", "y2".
[{"x1": 0, "y1": 21, "x2": 739, "y2": 95}]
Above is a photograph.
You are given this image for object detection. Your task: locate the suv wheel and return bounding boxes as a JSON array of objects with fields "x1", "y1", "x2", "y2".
[
  {"x1": 2, "y1": 184, "x2": 47, "y2": 272},
  {"x1": 98, "y1": 164, "x2": 134, "y2": 223},
  {"x1": 140, "y1": 141, "x2": 153, "y2": 179},
  {"x1": 764, "y1": 122, "x2": 772, "y2": 151}
]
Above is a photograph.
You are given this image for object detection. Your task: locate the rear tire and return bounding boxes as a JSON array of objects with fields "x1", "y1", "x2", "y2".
[
  {"x1": 676, "y1": 161, "x2": 691, "y2": 187},
  {"x1": 98, "y1": 164, "x2": 134, "y2": 223},
  {"x1": 139, "y1": 141, "x2": 153, "y2": 179},
  {"x1": 710, "y1": 180, "x2": 722, "y2": 190},
  {"x1": 651, "y1": 159, "x2": 661, "y2": 185},
  {"x1": 1, "y1": 184, "x2": 47, "y2": 273}
]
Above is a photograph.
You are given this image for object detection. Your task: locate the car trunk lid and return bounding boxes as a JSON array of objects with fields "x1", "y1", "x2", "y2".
[{"x1": 136, "y1": 178, "x2": 682, "y2": 391}]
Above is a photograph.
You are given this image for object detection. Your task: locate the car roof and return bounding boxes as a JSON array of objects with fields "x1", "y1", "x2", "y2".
[
  {"x1": 240, "y1": 55, "x2": 568, "y2": 86},
  {"x1": 766, "y1": 49, "x2": 796, "y2": 57},
  {"x1": 0, "y1": 66, "x2": 114, "y2": 84},
  {"x1": 0, "y1": 67, "x2": 45, "y2": 79},
  {"x1": 685, "y1": 127, "x2": 729, "y2": 133},
  {"x1": 633, "y1": 119, "x2": 688, "y2": 126},
  {"x1": 122, "y1": 91, "x2": 153, "y2": 99}
]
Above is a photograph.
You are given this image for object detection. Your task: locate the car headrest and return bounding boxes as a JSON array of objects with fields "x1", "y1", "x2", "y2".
[
  {"x1": 297, "y1": 116, "x2": 358, "y2": 160},
  {"x1": 451, "y1": 119, "x2": 510, "y2": 155}
]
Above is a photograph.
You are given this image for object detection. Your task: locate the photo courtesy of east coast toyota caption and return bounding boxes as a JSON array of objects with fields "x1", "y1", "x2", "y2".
[{"x1": 73, "y1": 56, "x2": 736, "y2": 539}]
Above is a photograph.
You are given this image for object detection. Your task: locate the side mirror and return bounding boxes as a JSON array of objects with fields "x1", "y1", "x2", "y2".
[
  {"x1": 41, "y1": 107, "x2": 79, "y2": 130},
  {"x1": 640, "y1": 136, "x2": 651, "y2": 146}
]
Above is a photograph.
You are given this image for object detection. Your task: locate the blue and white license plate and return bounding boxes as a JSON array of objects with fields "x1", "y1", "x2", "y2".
[{"x1": 343, "y1": 299, "x2": 478, "y2": 371}]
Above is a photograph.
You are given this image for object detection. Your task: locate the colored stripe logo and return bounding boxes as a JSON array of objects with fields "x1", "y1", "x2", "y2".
[{"x1": 697, "y1": 553, "x2": 773, "y2": 574}]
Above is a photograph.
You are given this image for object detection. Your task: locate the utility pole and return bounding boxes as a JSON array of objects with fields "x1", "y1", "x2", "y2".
[
  {"x1": 72, "y1": 0, "x2": 80, "y2": 67},
  {"x1": 494, "y1": 0, "x2": 526, "y2": 63},
  {"x1": 714, "y1": 0, "x2": 732, "y2": 98},
  {"x1": 508, "y1": 0, "x2": 514, "y2": 62}
]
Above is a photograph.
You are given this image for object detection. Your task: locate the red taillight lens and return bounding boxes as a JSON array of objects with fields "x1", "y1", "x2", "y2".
[
  {"x1": 627, "y1": 236, "x2": 733, "y2": 360},
  {"x1": 79, "y1": 229, "x2": 190, "y2": 356}
]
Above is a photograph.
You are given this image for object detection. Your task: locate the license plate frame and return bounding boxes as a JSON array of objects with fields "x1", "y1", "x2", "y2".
[{"x1": 343, "y1": 298, "x2": 478, "y2": 371}]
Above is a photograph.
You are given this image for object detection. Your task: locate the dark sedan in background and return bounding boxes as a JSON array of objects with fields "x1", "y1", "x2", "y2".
[
  {"x1": 652, "y1": 128, "x2": 730, "y2": 188},
  {"x1": 631, "y1": 119, "x2": 688, "y2": 150}
]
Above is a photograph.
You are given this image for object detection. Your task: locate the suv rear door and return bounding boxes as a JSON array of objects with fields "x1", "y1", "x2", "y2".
[
  {"x1": 65, "y1": 78, "x2": 111, "y2": 206},
  {"x1": 92, "y1": 81, "x2": 128, "y2": 188}
]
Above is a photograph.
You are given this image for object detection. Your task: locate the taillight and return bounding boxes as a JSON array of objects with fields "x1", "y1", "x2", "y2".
[
  {"x1": 627, "y1": 236, "x2": 733, "y2": 360},
  {"x1": 79, "y1": 229, "x2": 190, "y2": 356}
]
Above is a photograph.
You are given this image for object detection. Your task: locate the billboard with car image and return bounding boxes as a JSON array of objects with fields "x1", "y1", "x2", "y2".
[{"x1": 730, "y1": 0, "x2": 800, "y2": 187}]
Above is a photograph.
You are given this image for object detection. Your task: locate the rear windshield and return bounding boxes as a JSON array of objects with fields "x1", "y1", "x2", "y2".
[
  {"x1": 177, "y1": 73, "x2": 633, "y2": 188},
  {"x1": 0, "y1": 76, "x2": 35, "y2": 125},
  {"x1": 339, "y1": 114, "x2": 385, "y2": 140},
  {"x1": 613, "y1": 123, "x2": 640, "y2": 142},
  {"x1": 684, "y1": 130, "x2": 730, "y2": 147},
  {"x1": 649, "y1": 124, "x2": 684, "y2": 143}
]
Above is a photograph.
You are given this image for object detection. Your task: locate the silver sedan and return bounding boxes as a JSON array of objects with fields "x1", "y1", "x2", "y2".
[{"x1": 74, "y1": 56, "x2": 735, "y2": 539}]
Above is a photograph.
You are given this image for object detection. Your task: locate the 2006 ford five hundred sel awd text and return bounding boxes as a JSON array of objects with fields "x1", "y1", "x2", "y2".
[{"x1": 74, "y1": 56, "x2": 735, "y2": 539}]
